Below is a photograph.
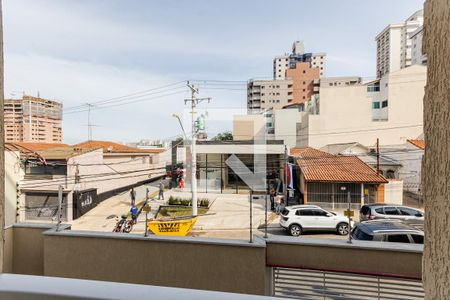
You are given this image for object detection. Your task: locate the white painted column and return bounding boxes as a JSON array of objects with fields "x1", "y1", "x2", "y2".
[{"x1": 361, "y1": 183, "x2": 365, "y2": 206}]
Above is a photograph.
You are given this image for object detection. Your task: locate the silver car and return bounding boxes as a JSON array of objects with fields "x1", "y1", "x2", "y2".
[
  {"x1": 351, "y1": 220, "x2": 424, "y2": 244},
  {"x1": 360, "y1": 204, "x2": 424, "y2": 221}
]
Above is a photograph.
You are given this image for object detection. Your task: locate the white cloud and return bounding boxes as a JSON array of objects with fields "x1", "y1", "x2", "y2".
[{"x1": 5, "y1": 52, "x2": 189, "y2": 143}]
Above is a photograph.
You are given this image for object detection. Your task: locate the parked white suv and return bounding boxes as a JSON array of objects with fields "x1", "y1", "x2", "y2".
[{"x1": 280, "y1": 205, "x2": 352, "y2": 237}]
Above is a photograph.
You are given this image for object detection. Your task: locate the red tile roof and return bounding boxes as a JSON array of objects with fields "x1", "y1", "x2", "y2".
[
  {"x1": 294, "y1": 147, "x2": 387, "y2": 184},
  {"x1": 407, "y1": 139, "x2": 425, "y2": 150},
  {"x1": 73, "y1": 140, "x2": 165, "y2": 154},
  {"x1": 5, "y1": 142, "x2": 69, "y2": 153},
  {"x1": 291, "y1": 147, "x2": 334, "y2": 158}
]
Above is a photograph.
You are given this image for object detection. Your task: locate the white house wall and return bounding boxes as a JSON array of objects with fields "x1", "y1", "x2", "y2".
[
  {"x1": 298, "y1": 65, "x2": 426, "y2": 148},
  {"x1": 18, "y1": 149, "x2": 166, "y2": 222},
  {"x1": 4, "y1": 151, "x2": 24, "y2": 226}
]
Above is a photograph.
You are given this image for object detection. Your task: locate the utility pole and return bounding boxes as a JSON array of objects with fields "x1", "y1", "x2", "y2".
[
  {"x1": 56, "y1": 185, "x2": 63, "y2": 232},
  {"x1": 376, "y1": 138, "x2": 380, "y2": 175},
  {"x1": 185, "y1": 81, "x2": 211, "y2": 216},
  {"x1": 86, "y1": 103, "x2": 95, "y2": 141}
]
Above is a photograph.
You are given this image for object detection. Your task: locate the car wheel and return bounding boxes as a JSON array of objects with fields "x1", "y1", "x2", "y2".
[
  {"x1": 289, "y1": 224, "x2": 302, "y2": 237},
  {"x1": 337, "y1": 223, "x2": 349, "y2": 235}
]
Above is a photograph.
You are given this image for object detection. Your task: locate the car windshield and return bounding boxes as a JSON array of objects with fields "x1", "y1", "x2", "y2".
[{"x1": 281, "y1": 209, "x2": 290, "y2": 216}]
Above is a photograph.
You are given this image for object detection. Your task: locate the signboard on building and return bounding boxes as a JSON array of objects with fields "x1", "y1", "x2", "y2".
[{"x1": 73, "y1": 189, "x2": 99, "y2": 219}]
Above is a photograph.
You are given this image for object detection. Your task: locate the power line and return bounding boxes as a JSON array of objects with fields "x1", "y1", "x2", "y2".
[{"x1": 64, "y1": 81, "x2": 186, "y2": 112}]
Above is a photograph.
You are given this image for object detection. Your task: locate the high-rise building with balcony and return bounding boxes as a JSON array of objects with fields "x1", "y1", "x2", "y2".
[
  {"x1": 273, "y1": 41, "x2": 326, "y2": 79},
  {"x1": 247, "y1": 79, "x2": 293, "y2": 114},
  {"x1": 411, "y1": 25, "x2": 426, "y2": 66},
  {"x1": 375, "y1": 10, "x2": 423, "y2": 78},
  {"x1": 248, "y1": 41, "x2": 326, "y2": 113},
  {"x1": 4, "y1": 94, "x2": 63, "y2": 143}
]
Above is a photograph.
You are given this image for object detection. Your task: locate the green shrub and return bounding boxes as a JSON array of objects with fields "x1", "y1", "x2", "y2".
[{"x1": 167, "y1": 196, "x2": 209, "y2": 207}]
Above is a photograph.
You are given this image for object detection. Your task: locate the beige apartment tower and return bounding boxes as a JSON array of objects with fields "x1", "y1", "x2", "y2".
[
  {"x1": 247, "y1": 79, "x2": 293, "y2": 114},
  {"x1": 375, "y1": 10, "x2": 423, "y2": 78},
  {"x1": 4, "y1": 94, "x2": 63, "y2": 143}
]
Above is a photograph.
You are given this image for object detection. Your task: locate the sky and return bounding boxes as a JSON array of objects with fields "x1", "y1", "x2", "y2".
[{"x1": 3, "y1": 0, "x2": 424, "y2": 144}]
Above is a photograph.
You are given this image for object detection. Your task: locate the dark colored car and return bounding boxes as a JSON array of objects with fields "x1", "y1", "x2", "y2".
[{"x1": 351, "y1": 219, "x2": 424, "y2": 244}]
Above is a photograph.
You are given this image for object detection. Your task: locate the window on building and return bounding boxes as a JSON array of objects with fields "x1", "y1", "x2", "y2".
[
  {"x1": 303, "y1": 70, "x2": 306, "y2": 74},
  {"x1": 372, "y1": 102, "x2": 381, "y2": 109},
  {"x1": 303, "y1": 81, "x2": 306, "y2": 84},
  {"x1": 303, "y1": 96, "x2": 306, "y2": 99},
  {"x1": 303, "y1": 89, "x2": 306, "y2": 92},
  {"x1": 386, "y1": 170, "x2": 396, "y2": 178},
  {"x1": 382, "y1": 100, "x2": 388, "y2": 108}
]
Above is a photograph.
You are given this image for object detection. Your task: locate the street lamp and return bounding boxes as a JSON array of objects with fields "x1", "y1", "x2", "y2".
[{"x1": 172, "y1": 113, "x2": 188, "y2": 140}]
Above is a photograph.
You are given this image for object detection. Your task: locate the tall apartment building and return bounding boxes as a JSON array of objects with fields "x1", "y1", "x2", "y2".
[
  {"x1": 248, "y1": 41, "x2": 326, "y2": 113},
  {"x1": 286, "y1": 62, "x2": 320, "y2": 105},
  {"x1": 273, "y1": 41, "x2": 326, "y2": 79},
  {"x1": 376, "y1": 10, "x2": 424, "y2": 78},
  {"x1": 247, "y1": 79, "x2": 293, "y2": 114},
  {"x1": 411, "y1": 26, "x2": 426, "y2": 65},
  {"x1": 4, "y1": 95, "x2": 63, "y2": 143}
]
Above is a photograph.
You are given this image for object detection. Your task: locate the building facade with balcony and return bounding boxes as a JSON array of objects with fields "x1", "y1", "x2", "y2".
[
  {"x1": 411, "y1": 26, "x2": 426, "y2": 66},
  {"x1": 247, "y1": 79, "x2": 293, "y2": 114},
  {"x1": 4, "y1": 95, "x2": 63, "y2": 143},
  {"x1": 376, "y1": 10, "x2": 423, "y2": 78},
  {"x1": 273, "y1": 41, "x2": 326, "y2": 79}
]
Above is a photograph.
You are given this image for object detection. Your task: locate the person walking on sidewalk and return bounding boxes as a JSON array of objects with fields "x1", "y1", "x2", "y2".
[
  {"x1": 158, "y1": 180, "x2": 165, "y2": 200},
  {"x1": 130, "y1": 205, "x2": 139, "y2": 224},
  {"x1": 130, "y1": 188, "x2": 136, "y2": 206}
]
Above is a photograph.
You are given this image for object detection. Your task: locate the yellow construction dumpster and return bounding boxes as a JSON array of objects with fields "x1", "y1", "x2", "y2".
[{"x1": 147, "y1": 216, "x2": 198, "y2": 236}]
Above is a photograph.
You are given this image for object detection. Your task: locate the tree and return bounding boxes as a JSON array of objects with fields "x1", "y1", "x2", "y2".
[
  {"x1": 422, "y1": 0, "x2": 450, "y2": 298},
  {"x1": 0, "y1": 0, "x2": 4, "y2": 273},
  {"x1": 211, "y1": 131, "x2": 233, "y2": 142}
]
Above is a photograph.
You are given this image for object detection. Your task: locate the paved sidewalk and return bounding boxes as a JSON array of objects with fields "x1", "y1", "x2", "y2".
[{"x1": 71, "y1": 184, "x2": 158, "y2": 232}]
